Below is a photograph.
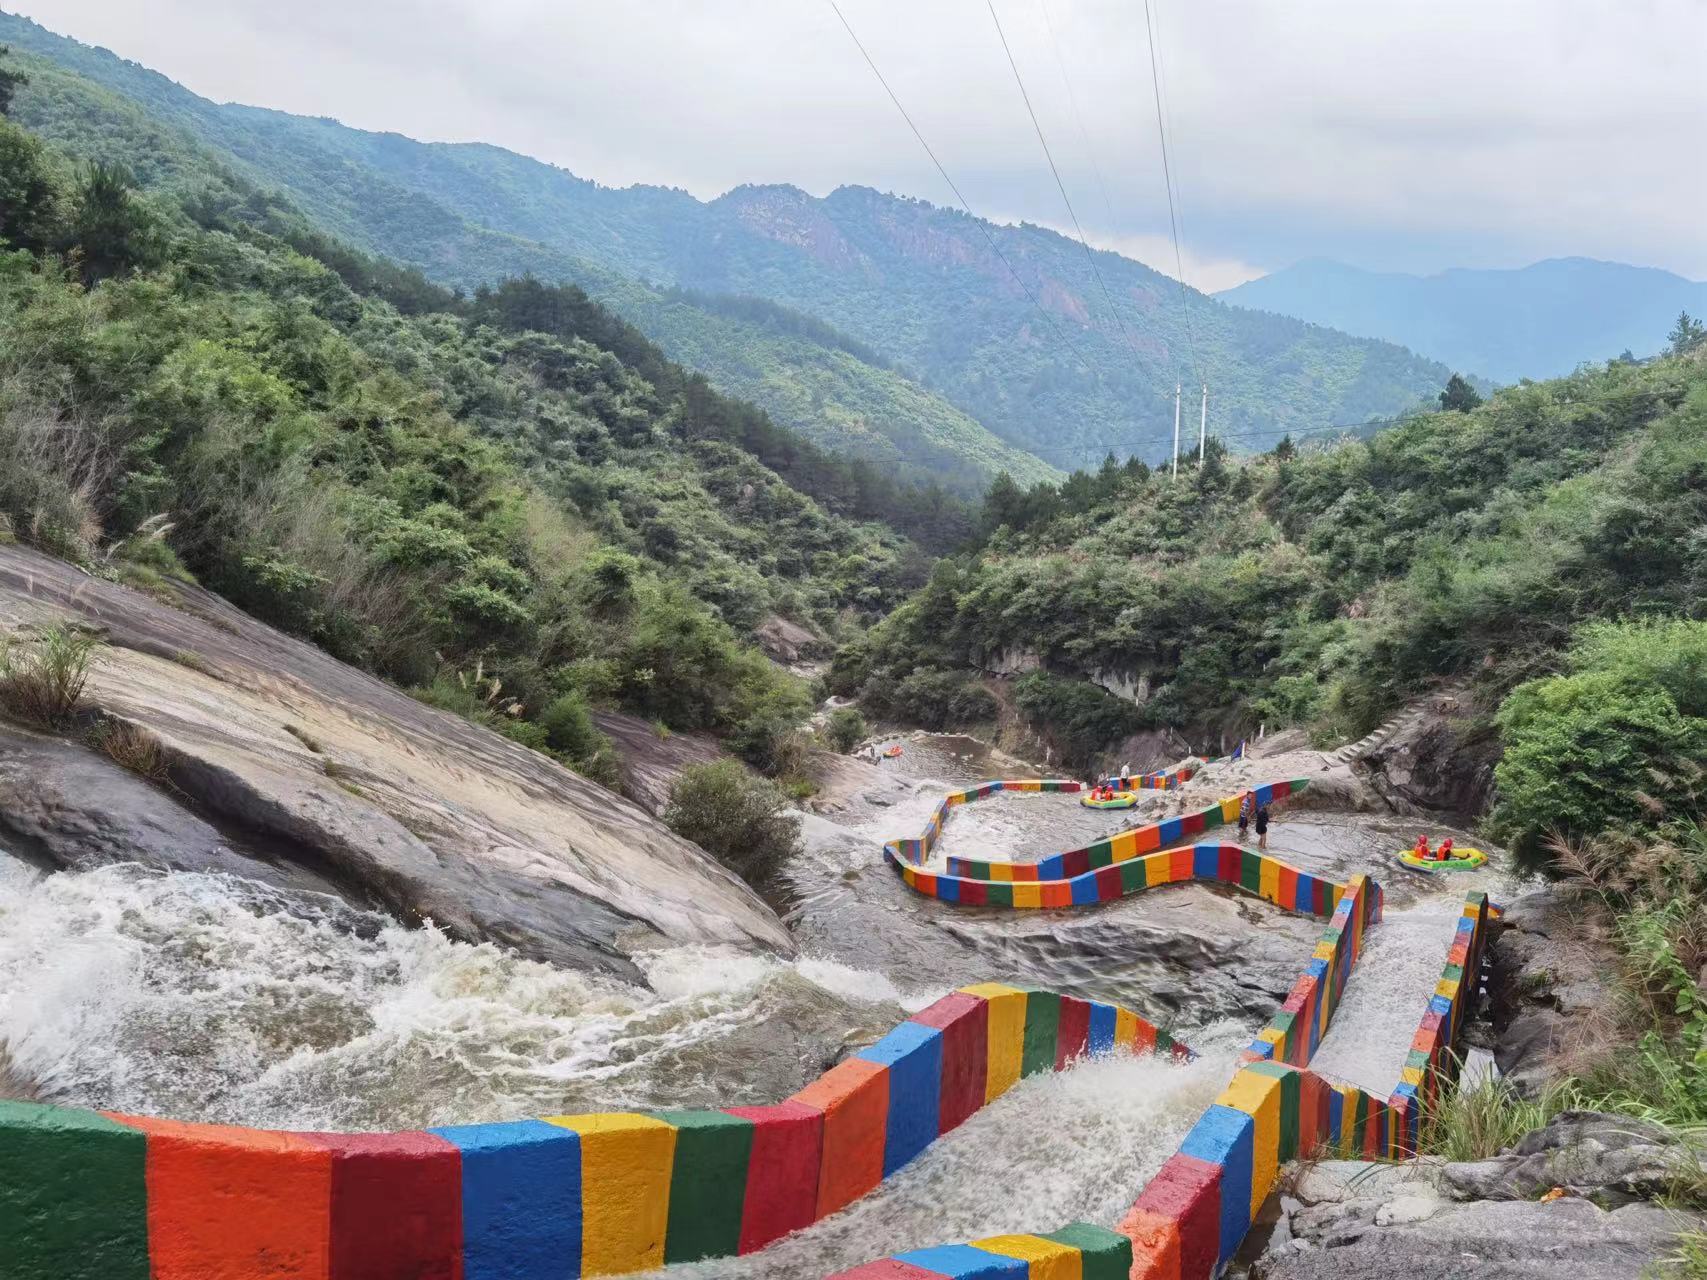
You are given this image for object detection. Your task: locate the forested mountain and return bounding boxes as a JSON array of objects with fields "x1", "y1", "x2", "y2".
[
  {"x1": 831, "y1": 347, "x2": 1707, "y2": 765},
  {"x1": 0, "y1": 48, "x2": 967, "y2": 786},
  {"x1": 0, "y1": 11, "x2": 1456, "y2": 474},
  {"x1": 1220, "y1": 257, "x2": 1707, "y2": 383},
  {"x1": 0, "y1": 13, "x2": 1056, "y2": 496}
]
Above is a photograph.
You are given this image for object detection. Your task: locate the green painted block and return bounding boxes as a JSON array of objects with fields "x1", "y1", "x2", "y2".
[
  {"x1": 1086, "y1": 840, "x2": 1114, "y2": 869},
  {"x1": 1042, "y1": 1222, "x2": 1133, "y2": 1280},
  {"x1": 1442, "y1": 963, "x2": 1464, "y2": 983},
  {"x1": 0, "y1": 1102, "x2": 147, "y2": 1280},
  {"x1": 1020, "y1": 989, "x2": 1061, "y2": 1077},
  {"x1": 658, "y1": 1109, "x2": 755, "y2": 1263},
  {"x1": 1119, "y1": 860, "x2": 1146, "y2": 892},
  {"x1": 1154, "y1": 1028, "x2": 1174, "y2": 1053},
  {"x1": 986, "y1": 882, "x2": 1014, "y2": 907},
  {"x1": 1247, "y1": 1056, "x2": 1301, "y2": 1153},
  {"x1": 1405, "y1": 1049, "x2": 1431, "y2": 1070},
  {"x1": 1240, "y1": 851, "x2": 1263, "y2": 893},
  {"x1": 1351, "y1": 1091, "x2": 1370, "y2": 1153}
]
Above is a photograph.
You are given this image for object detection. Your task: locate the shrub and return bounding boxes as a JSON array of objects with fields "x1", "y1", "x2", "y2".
[
  {"x1": 1012, "y1": 671, "x2": 1143, "y2": 771},
  {"x1": 0, "y1": 625, "x2": 100, "y2": 728},
  {"x1": 664, "y1": 759, "x2": 802, "y2": 889},
  {"x1": 539, "y1": 692, "x2": 603, "y2": 758},
  {"x1": 825, "y1": 707, "x2": 867, "y2": 753}
]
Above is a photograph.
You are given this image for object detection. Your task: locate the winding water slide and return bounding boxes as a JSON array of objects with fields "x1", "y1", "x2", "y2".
[{"x1": 0, "y1": 775, "x2": 1492, "y2": 1280}]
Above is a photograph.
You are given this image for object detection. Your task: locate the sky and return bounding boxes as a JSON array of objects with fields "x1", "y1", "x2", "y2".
[{"x1": 14, "y1": 0, "x2": 1707, "y2": 290}]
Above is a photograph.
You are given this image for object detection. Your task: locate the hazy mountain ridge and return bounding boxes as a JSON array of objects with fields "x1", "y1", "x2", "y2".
[{"x1": 1219, "y1": 256, "x2": 1707, "y2": 383}]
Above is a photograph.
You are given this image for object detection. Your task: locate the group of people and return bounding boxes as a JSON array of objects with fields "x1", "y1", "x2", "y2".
[
  {"x1": 1412, "y1": 835, "x2": 1457, "y2": 862},
  {"x1": 1087, "y1": 783, "x2": 1123, "y2": 802}
]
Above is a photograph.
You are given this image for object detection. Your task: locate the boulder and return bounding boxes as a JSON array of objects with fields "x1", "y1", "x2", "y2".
[
  {"x1": 1441, "y1": 1111, "x2": 1698, "y2": 1206},
  {"x1": 0, "y1": 545, "x2": 793, "y2": 981},
  {"x1": 591, "y1": 709, "x2": 723, "y2": 817},
  {"x1": 753, "y1": 614, "x2": 822, "y2": 665}
]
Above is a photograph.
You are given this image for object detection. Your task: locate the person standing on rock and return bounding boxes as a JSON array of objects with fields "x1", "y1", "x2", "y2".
[
  {"x1": 1256, "y1": 801, "x2": 1271, "y2": 850},
  {"x1": 1120, "y1": 762, "x2": 1132, "y2": 789},
  {"x1": 1239, "y1": 790, "x2": 1255, "y2": 841}
]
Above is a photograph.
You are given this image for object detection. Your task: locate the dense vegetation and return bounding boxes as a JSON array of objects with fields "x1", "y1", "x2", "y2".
[
  {"x1": 833, "y1": 350, "x2": 1707, "y2": 767},
  {"x1": 0, "y1": 73, "x2": 948, "y2": 781},
  {"x1": 0, "y1": 11, "x2": 1456, "y2": 477}
]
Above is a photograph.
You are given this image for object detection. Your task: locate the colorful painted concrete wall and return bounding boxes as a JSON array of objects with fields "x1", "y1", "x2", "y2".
[
  {"x1": 1096, "y1": 763, "x2": 1198, "y2": 791},
  {"x1": 836, "y1": 1222, "x2": 1135, "y2": 1278},
  {"x1": 0, "y1": 985, "x2": 1188, "y2": 1280},
  {"x1": 884, "y1": 779, "x2": 1086, "y2": 867},
  {"x1": 835, "y1": 886, "x2": 1494, "y2": 1280}
]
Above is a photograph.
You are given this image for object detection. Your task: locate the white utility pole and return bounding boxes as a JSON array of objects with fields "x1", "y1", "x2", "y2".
[
  {"x1": 1171, "y1": 383, "x2": 1181, "y2": 478},
  {"x1": 1199, "y1": 384, "x2": 1208, "y2": 462}
]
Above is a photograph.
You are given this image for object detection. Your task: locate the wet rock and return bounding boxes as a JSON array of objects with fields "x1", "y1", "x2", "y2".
[
  {"x1": 0, "y1": 545, "x2": 794, "y2": 980},
  {"x1": 1257, "y1": 1198, "x2": 1697, "y2": 1279},
  {"x1": 1488, "y1": 888, "x2": 1619, "y2": 1092},
  {"x1": 1441, "y1": 1111, "x2": 1699, "y2": 1206},
  {"x1": 591, "y1": 709, "x2": 723, "y2": 817}
]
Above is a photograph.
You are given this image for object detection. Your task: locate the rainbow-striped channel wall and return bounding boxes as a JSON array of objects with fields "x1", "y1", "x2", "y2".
[
  {"x1": 885, "y1": 780, "x2": 1311, "y2": 909},
  {"x1": 836, "y1": 888, "x2": 1494, "y2": 1280},
  {"x1": 0, "y1": 985, "x2": 1188, "y2": 1279}
]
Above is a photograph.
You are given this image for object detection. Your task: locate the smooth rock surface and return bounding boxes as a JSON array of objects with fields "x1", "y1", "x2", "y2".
[
  {"x1": 0, "y1": 545, "x2": 793, "y2": 978},
  {"x1": 592, "y1": 709, "x2": 723, "y2": 817},
  {"x1": 1441, "y1": 1110, "x2": 1699, "y2": 1206},
  {"x1": 1488, "y1": 889, "x2": 1620, "y2": 1092}
]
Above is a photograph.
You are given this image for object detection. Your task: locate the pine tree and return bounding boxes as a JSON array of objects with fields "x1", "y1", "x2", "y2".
[{"x1": 1438, "y1": 373, "x2": 1483, "y2": 413}]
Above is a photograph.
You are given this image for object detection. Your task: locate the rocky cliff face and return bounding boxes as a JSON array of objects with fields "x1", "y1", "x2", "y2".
[{"x1": 0, "y1": 546, "x2": 793, "y2": 980}]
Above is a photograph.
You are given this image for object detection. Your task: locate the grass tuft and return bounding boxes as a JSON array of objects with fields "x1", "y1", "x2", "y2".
[{"x1": 0, "y1": 624, "x2": 100, "y2": 728}]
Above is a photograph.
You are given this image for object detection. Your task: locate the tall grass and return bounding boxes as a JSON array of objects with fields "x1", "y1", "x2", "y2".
[
  {"x1": 1418, "y1": 1072, "x2": 1583, "y2": 1162},
  {"x1": 0, "y1": 624, "x2": 100, "y2": 727}
]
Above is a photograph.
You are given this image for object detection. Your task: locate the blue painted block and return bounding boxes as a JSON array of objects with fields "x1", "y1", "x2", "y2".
[
  {"x1": 1193, "y1": 845, "x2": 1220, "y2": 879},
  {"x1": 1070, "y1": 872, "x2": 1100, "y2": 905},
  {"x1": 1245, "y1": 1038, "x2": 1275, "y2": 1060},
  {"x1": 937, "y1": 876, "x2": 961, "y2": 903},
  {"x1": 858, "y1": 1021, "x2": 944, "y2": 1175},
  {"x1": 1254, "y1": 783, "x2": 1275, "y2": 806},
  {"x1": 893, "y1": 1243, "x2": 1028, "y2": 1278},
  {"x1": 1328, "y1": 1090, "x2": 1344, "y2": 1145},
  {"x1": 1429, "y1": 994, "x2": 1452, "y2": 1017},
  {"x1": 1088, "y1": 1002, "x2": 1117, "y2": 1055},
  {"x1": 1182, "y1": 1104, "x2": 1255, "y2": 1268},
  {"x1": 1037, "y1": 854, "x2": 1065, "y2": 879},
  {"x1": 431, "y1": 1119, "x2": 581, "y2": 1280},
  {"x1": 1157, "y1": 817, "x2": 1183, "y2": 845}
]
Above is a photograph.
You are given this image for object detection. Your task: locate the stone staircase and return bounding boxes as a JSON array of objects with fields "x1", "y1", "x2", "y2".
[{"x1": 1321, "y1": 682, "x2": 1468, "y2": 769}]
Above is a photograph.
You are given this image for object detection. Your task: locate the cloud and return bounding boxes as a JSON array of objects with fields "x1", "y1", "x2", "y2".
[{"x1": 16, "y1": 0, "x2": 1707, "y2": 279}]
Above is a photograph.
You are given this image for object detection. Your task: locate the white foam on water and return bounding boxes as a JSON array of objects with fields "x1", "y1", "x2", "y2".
[
  {"x1": 659, "y1": 1032, "x2": 1247, "y2": 1280},
  {"x1": 0, "y1": 862, "x2": 921, "y2": 1129},
  {"x1": 1309, "y1": 906, "x2": 1466, "y2": 1097}
]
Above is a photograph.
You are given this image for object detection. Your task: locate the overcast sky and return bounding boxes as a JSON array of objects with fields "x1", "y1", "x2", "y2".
[{"x1": 17, "y1": 0, "x2": 1707, "y2": 289}]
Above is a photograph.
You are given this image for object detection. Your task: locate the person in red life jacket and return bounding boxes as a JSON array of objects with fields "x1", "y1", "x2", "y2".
[
  {"x1": 1415, "y1": 834, "x2": 1432, "y2": 861},
  {"x1": 1437, "y1": 837, "x2": 1455, "y2": 862}
]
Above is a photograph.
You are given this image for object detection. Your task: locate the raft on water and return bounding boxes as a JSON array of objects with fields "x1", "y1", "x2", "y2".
[
  {"x1": 1079, "y1": 792, "x2": 1139, "y2": 810},
  {"x1": 1395, "y1": 847, "x2": 1489, "y2": 873}
]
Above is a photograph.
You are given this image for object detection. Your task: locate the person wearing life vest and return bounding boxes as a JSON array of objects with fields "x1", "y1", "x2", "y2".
[
  {"x1": 1415, "y1": 834, "x2": 1431, "y2": 861},
  {"x1": 1437, "y1": 837, "x2": 1454, "y2": 862}
]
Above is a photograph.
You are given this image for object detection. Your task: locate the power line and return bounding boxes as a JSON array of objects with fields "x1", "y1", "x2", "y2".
[
  {"x1": 985, "y1": 0, "x2": 1148, "y2": 366},
  {"x1": 823, "y1": 0, "x2": 1099, "y2": 375},
  {"x1": 1141, "y1": 0, "x2": 1202, "y2": 387},
  {"x1": 1036, "y1": 0, "x2": 1122, "y2": 237}
]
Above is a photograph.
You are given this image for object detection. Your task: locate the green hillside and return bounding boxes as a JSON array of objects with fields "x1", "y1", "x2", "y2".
[{"x1": 0, "y1": 13, "x2": 1058, "y2": 495}]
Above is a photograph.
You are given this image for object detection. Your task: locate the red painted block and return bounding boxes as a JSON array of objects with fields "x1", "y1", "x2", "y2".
[
  {"x1": 1057, "y1": 997, "x2": 1091, "y2": 1069},
  {"x1": 1170, "y1": 848, "x2": 1194, "y2": 881},
  {"x1": 1094, "y1": 866, "x2": 1123, "y2": 901},
  {"x1": 1218, "y1": 846, "x2": 1241, "y2": 883},
  {"x1": 1297, "y1": 1074, "x2": 1321, "y2": 1160},
  {"x1": 1180, "y1": 810, "x2": 1205, "y2": 837},
  {"x1": 724, "y1": 1102, "x2": 825, "y2": 1253},
  {"x1": 959, "y1": 880, "x2": 988, "y2": 906},
  {"x1": 911, "y1": 993, "x2": 988, "y2": 1135},
  {"x1": 1011, "y1": 864, "x2": 1039, "y2": 883},
  {"x1": 1119, "y1": 1205, "x2": 1181, "y2": 1280},
  {"x1": 1041, "y1": 881, "x2": 1073, "y2": 908},
  {"x1": 1132, "y1": 1019, "x2": 1157, "y2": 1054},
  {"x1": 914, "y1": 872, "x2": 938, "y2": 897},
  {"x1": 1133, "y1": 1154, "x2": 1221, "y2": 1280},
  {"x1": 300, "y1": 1130, "x2": 462, "y2": 1280},
  {"x1": 1061, "y1": 847, "x2": 1092, "y2": 878},
  {"x1": 117, "y1": 1116, "x2": 332, "y2": 1280},
  {"x1": 790, "y1": 1058, "x2": 890, "y2": 1219},
  {"x1": 1279, "y1": 867, "x2": 1299, "y2": 912}
]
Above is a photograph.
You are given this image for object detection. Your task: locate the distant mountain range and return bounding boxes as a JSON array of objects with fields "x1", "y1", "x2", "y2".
[
  {"x1": 1219, "y1": 257, "x2": 1707, "y2": 384},
  {"x1": 1, "y1": 11, "x2": 1460, "y2": 477}
]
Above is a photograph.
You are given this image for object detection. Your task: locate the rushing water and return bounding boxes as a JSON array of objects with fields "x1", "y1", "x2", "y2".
[{"x1": 0, "y1": 730, "x2": 1523, "y2": 1275}]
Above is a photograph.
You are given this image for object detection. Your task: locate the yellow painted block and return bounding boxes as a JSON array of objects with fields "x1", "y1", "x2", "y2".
[
  {"x1": 1259, "y1": 858, "x2": 1280, "y2": 905},
  {"x1": 990, "y1": 862, "x2": 1014, "y2": 883},
  {"x1": 961, "y1": 983, "x2": 1028, "y2": 1101},
  {"x1": 1257, "y1": 1027, "x2": 1284, "y2": 1047},
  {"x1": 1220, "y1": 795, "x2": 1242, "y2": 823},
  {"x1": 1115, "y1": 1006, "x2": 1138, "y2": 1049},
  {"x1": 1012, "y1": 882, "x2": 1043, "y2": 909},
  {"x1": 973, "y1": 1234, "x2": 1083, "y2": 1280},
  {"x1": 1435, "y1": 978, "x2": 1461, "y2": 1001},
  {"x1": 946, "y1": 792, "x2": 967, "y2": 807},
  {"x1": 544, "y1": 1113, "x2": 676, "y2": 1275},
  {"x1": 1108, "y1": 830, "x2": 1138, "y2": 861},
  {"x1": 900, "y1": 866, "x2": 918, "y2": 888},
  {"x1": 1218, "y1": 1070, "x2": 1282, "y2": 1217},
  {"x1": 1313, "y1": 941, "x2": 1337, "y2": 961},
  {"x1": 1401, "y1": 1065, "x2": 1424, "y2": 1086},
  {"x1": 1141, "y1": 853, "x2": 1175, "y2": 884},
  {"x1": 1016, "y1": 780, "x2": 1041, "y2": 792}
]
